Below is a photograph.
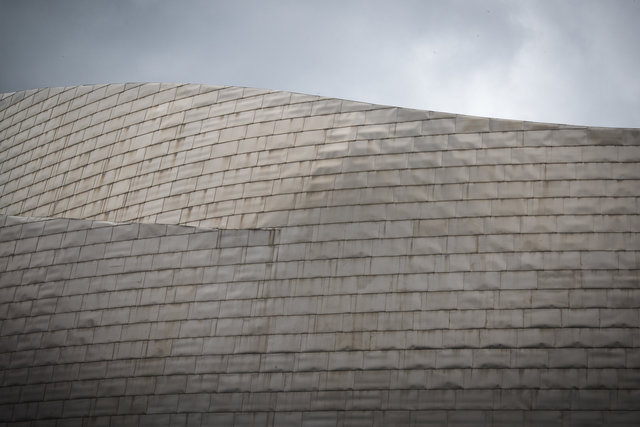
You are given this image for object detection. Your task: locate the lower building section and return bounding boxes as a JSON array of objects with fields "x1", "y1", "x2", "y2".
[{"x1": 0, "y1": 214, "x2": 638, "y2": 425}]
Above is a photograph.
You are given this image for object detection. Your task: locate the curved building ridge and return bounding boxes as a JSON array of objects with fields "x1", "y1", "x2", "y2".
[
  {"x1": 3, "y1": 83, "x2": 636, "y2": 229},
  {"x1": 0, "y1": 84, "x2": 638, "y2": 426}
]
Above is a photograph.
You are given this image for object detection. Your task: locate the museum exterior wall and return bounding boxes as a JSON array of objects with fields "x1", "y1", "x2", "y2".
[{"x1": 0, "y1": 83, "x2": 638, "y2": 425}]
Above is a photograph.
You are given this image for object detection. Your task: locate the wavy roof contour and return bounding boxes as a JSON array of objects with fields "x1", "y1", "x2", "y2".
[{"x1": 1, "y1": 83, "x2": 636, "y2": 228}]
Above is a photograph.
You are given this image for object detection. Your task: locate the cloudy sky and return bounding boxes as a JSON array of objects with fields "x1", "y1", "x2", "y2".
[{"x1": 1, "y1": 0, "x2": 639, "y2": 127}]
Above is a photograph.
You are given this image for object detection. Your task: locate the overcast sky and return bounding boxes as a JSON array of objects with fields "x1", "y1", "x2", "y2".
[{"x1": 1, "y1": 0, "x2": 639, "y2": 127}]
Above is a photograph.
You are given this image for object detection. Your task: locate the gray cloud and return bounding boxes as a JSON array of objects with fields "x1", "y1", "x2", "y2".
[{"x1": 1, "y1": 0, "x2": 638, "y2": 127}]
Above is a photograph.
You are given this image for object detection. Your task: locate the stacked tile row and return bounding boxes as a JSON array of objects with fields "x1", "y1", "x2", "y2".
[{"x1": 0, "y1": 84, "x2": 638, "y2": 426}]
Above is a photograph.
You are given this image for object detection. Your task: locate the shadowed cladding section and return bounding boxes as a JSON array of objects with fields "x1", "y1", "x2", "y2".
[{"x1": 0, "y1": 83, "x2": 639, "y2": 425}]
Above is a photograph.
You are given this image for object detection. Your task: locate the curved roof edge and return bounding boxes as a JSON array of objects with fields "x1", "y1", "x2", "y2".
[{"x1": 2, "y1": 83, "x2": 638, "y2": 131}]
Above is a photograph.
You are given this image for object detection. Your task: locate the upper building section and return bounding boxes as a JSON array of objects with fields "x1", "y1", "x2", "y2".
[{"x1": 0, "y1": 83, "x2": 638, "y2": 229}]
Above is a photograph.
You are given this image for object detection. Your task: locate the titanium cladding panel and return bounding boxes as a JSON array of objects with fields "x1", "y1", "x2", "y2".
[{"x1": 0, "y1": 83, "x2": 639, "y2": 425}]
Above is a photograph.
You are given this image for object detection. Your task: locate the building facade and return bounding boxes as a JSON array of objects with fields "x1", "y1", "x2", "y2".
[{"x1": 0, "y1": 83, "x2": 639, "y2": 425}]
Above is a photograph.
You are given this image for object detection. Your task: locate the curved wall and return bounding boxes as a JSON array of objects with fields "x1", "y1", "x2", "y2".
[{"x1": 0, "y1": 83, "x2": 639, "y2": 425}]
